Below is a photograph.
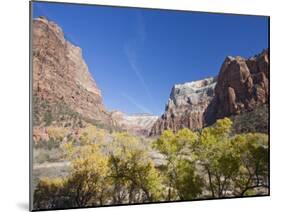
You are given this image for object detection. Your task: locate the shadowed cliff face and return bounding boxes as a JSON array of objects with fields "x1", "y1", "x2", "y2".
[
  {"x1": 150, "y1": 78, "x2": 216, "y2": 136},
  {"x1": 32, "y1": 16, "x2": 268, "y2": 134},
  {"x1": 204, "y1": 49, "x2": 269, "y2": 125},
  {"x1": 32, "y1": 17, "x2": 112, "y2": 127},
  {"x1": 150, "y1": 49, "x2": 269, "y2": 136}
]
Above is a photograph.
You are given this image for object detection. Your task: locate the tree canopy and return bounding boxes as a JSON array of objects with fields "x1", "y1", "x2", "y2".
[{"x1": 33, "y1": 118, "x2": 269, "y2": 209}]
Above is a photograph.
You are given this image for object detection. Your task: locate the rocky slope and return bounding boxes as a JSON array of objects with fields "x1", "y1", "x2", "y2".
[
  {"x1": 32, "y1": 17, "x2": 268, "y2": 136},
  {"x1": 204, "y1": 49, "x2": 269, "y2": 125},
  {"x1": 32, "y1": 17, "x2": 112, "y2": 127},
  {"x1": 150, "y1": 49, "x2": 269, "y2": 136},
  {"x1": 150, "y1": 77, "x2": 216, "y2": 135},
  {"x1": 111, "y1": 111, "x2": 158, "y2": 136}
]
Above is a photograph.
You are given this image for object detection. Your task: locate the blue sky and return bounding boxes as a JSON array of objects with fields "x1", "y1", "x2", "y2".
[{"x1": 33, "y1": 2, "x2": 269, "y2": 115}]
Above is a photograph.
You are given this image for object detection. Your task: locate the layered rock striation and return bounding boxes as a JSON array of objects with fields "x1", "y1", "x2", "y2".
[
  {"x1": 32, "y1": 17, "x2": 269, "y2": 135},
  {"x1": 111, "y1": 111, "x2": 158, "y2": 136},
  {"x1": 204, "y1": 49, "x2": 269, "y2": 125},
  {"x1": 150, "y1": 49, "x2": 269, "y2": 136},
  {"x1": 150, "y1": 77, "x2": 216, "y2": 135},
  {"x1": 32, "y1": 17, "x2": 112, "y2": 126}
]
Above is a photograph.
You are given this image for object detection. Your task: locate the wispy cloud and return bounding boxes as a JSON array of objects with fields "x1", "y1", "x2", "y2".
[
  {"x1": 123, "y1": 12, "x2": 154, "y2": 112},
  {"x1": 121, "y1": 93, "x2": 153, "y2": 114},
  {"x1": 124, "y1": 43, "x2": 153, "y2": 102}
]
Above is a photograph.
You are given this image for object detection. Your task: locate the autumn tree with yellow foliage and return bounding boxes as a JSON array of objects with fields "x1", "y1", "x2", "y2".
[
  {"x1": 153, "y1": 128, "x2": 203, "y2": 200},
  {"x1": 33, "y1": 118, "x2": 269, "y2": 209},
  {"x1": 108, "y1": 132, "x2": 163, "y2": 203}
]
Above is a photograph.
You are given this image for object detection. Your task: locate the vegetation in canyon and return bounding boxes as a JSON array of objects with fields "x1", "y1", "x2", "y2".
[
  {"x1": 31, "y1": 15, "x2": 269, "y2": 210},
  {"x1": 33, "y1": 118, "x2": 269, "y2": 209}
]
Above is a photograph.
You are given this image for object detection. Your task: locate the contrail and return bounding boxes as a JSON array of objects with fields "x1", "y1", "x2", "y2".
[
  {"x1": 121, "y1": 93, "x2": 153, "y2": 114},
  {"x1": 124, "y1": 44, "x2": 154, "y2": 103},
  {"x1": 123, "y1": 12, "x2": 156, "y2": 114}
]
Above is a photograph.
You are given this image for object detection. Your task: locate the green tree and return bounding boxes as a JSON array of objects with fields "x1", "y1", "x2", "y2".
[
  {"x1": 79, "y1": 125, "x2": 106, "y2": 145},
  {"x1": 33, "y1": 177, "x2": 69, "y2": 209},
  {"x1": 232, "y1": 133, "x2": 269, "y2": 196},
  {"x1": 108, "y1": 132, "x2": 163, "y2": 203},
  {"x1": 33, "y1": 118, "x2": 269, "y2": 209},
  {"x1": 196, "y1": 118, "x2": 240, "y2": 197},
  {"x1": 174, "y1": 159, "x2": 203, "y2": 200},
  {"x1": 34, "y1": 143, "x2": 110, "y2": 209},
  {"x1": 65, "y1": 144, "x2": 109, "y2": 207},
  {"x1": 195, "y1": 118, "x2": 269, "y2": 198},
  {"x1": 153, "y1": 128, "x2": 203, "y2": 200}
]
